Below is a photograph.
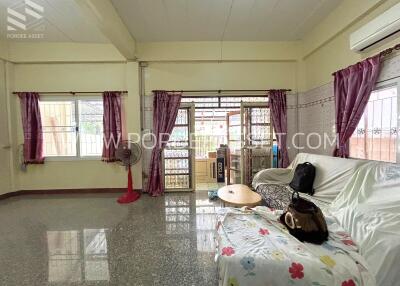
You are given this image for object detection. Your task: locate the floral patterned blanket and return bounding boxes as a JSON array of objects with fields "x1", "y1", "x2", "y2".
[{"x1": 215, "y1": 207, "x2": 375, "y2": 286}]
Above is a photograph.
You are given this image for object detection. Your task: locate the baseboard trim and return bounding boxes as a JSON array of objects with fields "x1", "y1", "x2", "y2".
[{"x1": 0, "y1": 188, "x2": 142, "y2": 201}]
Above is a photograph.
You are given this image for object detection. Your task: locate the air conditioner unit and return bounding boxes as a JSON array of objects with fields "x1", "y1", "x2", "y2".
[{"x1": 350, "y1": 2, "x2": 400, "y2": 52}]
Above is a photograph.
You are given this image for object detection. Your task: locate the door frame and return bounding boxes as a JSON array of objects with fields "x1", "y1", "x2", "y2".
[
  {"x1": 240, "y1": 102, "x2": 274, "y2": 185},
  {"x1": 226, "y1": 110, "x2": 241, "y2": 185},
  {"x1": 162, "y1": 103, "x2": 196, "y2": 192}
]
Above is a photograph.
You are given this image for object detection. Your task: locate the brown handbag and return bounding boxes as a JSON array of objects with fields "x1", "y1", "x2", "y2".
[{"x1": 280, "y1": 191, "x2": 328, "y2": 244}]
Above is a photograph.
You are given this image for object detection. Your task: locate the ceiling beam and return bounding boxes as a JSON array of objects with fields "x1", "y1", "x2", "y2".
[{"x1": 74, "y1": 0, "x2": 136, "y2": 60}]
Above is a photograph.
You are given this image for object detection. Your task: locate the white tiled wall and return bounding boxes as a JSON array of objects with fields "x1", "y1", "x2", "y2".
[
  {"x1": 378, "y1": 53, "x2": 400, "y2": 82},
  {"x1": 297, "y1": 83, "x2": 336, "y2": 156},
  {"x1": 286, "y1": 93, "x2": 299, "y2": 161}
]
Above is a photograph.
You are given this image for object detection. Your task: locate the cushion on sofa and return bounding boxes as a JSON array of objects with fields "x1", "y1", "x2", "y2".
[{"x1": 256, "y1": 184, "x2": 291, "y2": 209}]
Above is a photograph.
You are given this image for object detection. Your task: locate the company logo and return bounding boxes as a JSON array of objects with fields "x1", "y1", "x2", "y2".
[{"x1": 6, "y1": 0, "x2": 45, "y2": 39}]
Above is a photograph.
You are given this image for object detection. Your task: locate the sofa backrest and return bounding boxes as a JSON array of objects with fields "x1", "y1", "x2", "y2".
[
  {"x1": 329, "y1": 161, "x2": 400, "y2": 286},
  {"x1": 290, "y1": 153, "x2": 369, "y2": 203}
]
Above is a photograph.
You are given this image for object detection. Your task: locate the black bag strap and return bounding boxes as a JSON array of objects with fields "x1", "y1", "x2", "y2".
[
  {"x1": 291, "y1": 191, "x2": 317, "y2": 213},
  {"x1": 292, "y1": 191, "x2": 299, "y2": 201}
]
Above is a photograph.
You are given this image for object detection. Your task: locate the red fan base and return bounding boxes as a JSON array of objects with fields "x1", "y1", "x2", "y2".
[{"x1": 117, "y1": 166, "x2": 141, "y2": 204}]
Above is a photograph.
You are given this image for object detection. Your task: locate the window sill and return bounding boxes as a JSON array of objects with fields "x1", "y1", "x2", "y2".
[{"x1": 44, "y1": 156, "x2": 102, "y2": 162}]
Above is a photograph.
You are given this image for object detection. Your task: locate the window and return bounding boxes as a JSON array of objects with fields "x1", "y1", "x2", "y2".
[
  {"x1": 40, "y1": 98, "x2": 104, "y2": 159},
  {"x1": 78, "y1": 101, "x2": 103, "y2": 156},
  {"x1": 350, "y1": 84, "x2": 399, "y2": 163}
]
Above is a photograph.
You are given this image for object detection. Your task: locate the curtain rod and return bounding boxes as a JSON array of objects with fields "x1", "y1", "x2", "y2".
[
  {"x1": 332, "y1": 42, "x2": 400, "y2": 76},
  {"x1": 181, "y1": 95, "x2": 268, "y2": 98},
  {"x1": 152, "y1": 89, "x2": 291, "y2": 93},
  {"x1": 380, "y1": 43, "x2": 400, "y2": 57},
  {"x1": 12, "y1": 91, "x2": 128, "y2": 95}
]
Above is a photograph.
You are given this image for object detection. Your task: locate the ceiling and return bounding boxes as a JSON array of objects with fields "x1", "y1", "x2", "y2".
[
  {"x1": 111, "y1": 0, "x2": 343, "y2": 42},
  {"x1": 0, "y1": 0, "x2": 108, "y2": 42},
  {"x1": 0, "y1": 0, "x2": 343, "y2": 43}
]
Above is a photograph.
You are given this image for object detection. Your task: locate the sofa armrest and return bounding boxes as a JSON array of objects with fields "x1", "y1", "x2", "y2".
[{"x1": 252, "y1": 168, "x2": 294, "y2": 189}]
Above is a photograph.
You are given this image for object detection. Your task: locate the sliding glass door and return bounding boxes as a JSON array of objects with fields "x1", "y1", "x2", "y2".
[{"x1": 162, "y1": 104, "x2": 196, "y2": 191}]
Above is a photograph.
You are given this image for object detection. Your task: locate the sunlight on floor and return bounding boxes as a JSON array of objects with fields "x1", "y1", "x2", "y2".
[{"x1": 196, "y1": 182, "x2": 225, "y2": 191}]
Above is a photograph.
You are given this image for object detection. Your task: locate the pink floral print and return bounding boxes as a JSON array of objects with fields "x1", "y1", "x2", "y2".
[
  {"x1": 289, "y1": 262, "x2": 304, "y2": 279},
  {"x1": 222, "y1": 246, "x2": 235, "y2": 256},
  {"x1": 342, "y1": 239, "x2": 356, "y2": 246},
  {"x1": 342, "y1": 279, "x2": 356, "y2": 286}
]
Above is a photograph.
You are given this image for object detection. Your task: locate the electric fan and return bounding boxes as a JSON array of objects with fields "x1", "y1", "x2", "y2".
[{"x1": 115, "y1": 140, "x2": 142, "y2": 204}]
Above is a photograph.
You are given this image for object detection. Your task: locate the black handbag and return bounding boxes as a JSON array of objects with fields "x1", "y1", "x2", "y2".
[
  {"x1": 289, "y1": 162, "x2": 316, "y2": 195},
  {"x1": 280, "y1": 192, "x2": 328, "y2": 244}
]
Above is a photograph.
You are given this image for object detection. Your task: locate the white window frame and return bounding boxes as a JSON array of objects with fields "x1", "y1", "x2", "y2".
[
  {"x1": 350, "y1": 78, "x2": 400, "y2": 163},
  {"x1": 391, "y1": 78, "x2": 400, "y2": 164},
  {"x1": 40, "y1": 95, "x2": 103, "y2": 161}
]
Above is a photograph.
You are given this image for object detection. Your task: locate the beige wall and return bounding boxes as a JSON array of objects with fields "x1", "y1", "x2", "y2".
[
  {"x1": 301, "y1": 0, "x2": 400, "y2": 91},
  {"x1": 144, "y1": 61, "x2": 297, "y2": 93},
  {"x1": 8, "y1": 42, "x2": 125, "y2": 63},
  {"x1": 142, "y1": 60, "x2": 299, "y2": 170},
  {"x1": 1, "y1": 0, "x2": 400, "y2": 193},
  {"x1": 8, "y1": 62, "x2": 142, "y2": 191},
  {"x1": 0, "y1": 60, "x2": 12, "y2": 195},
  {"x1": 137, "y1": 41, "x2": 300, "y2": 62},
  {"x1": 0, "y1": 41, "x2": 9, "y2": 61},
  {"x1": 2, "y1": 41, "x2": 299, "y2": 193},
  {"x1": 296, "y1": 0, "x2": 400, "y2": 157},
  {"x1": 301, "y1": 0, "x2": 386, "y2": 58}
]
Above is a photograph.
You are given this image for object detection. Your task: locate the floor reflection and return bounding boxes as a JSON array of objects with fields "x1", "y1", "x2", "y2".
[
  {"x1": 163, "y1": 192, "x2": 222, "y2": 253},
  {"x1": 47, "y1": 230, "x2": 81, "y2": 283},
  {"x1": 84, "y1": 229, "x2": 109, "y2": 282},
  {"x1": 47, "y1": 229, "x2": 109, "y2": 283},
  {"x1": 0, "y1": 192, "x2": 221, "y2": 285},
  {"x1": 195, "y1": 197, "x2": 221, "y2": 253},
  {"x1": 164, "y1": 195, "x2": 191, "y2": 235}
]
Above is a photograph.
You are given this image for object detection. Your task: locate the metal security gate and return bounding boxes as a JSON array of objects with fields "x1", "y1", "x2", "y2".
[
  {"x1": 226, "y1": 111, "x2": 242, "y2": 185},
  {"x1": 241, "y1": 103, "x2": 273, "y2": 186},
  {"x1": 162, "y1": 104, "x2": 195, "y2": 191}
]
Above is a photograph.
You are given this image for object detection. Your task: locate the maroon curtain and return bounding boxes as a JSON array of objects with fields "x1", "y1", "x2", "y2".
[
  {"x1": 269, "y1": 90, "x2": 289, "y2": 168},
  {"x1": 145, "y1": 91, "x2": 182, "y2": 197},
  {"x1": 18, "y1": 92, "x2": 44, "y2": 164},
  {"x1": 333, "y1": 55, "x2": 382, "y2": 158},
  {"x1": 102, "y1": 91, "x2": 122, "y2": 162}
]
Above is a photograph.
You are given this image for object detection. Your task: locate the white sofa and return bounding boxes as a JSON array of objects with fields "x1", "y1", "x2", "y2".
[
  {"x1": 253, "y1": 153, "x2": 370, "y2": 204},
  {"x1": 329, "y1": 161, "x2": 400, "y2": 286},
  {"x1": 216, "y1": 153, "x2": 400, "y2": 286}
]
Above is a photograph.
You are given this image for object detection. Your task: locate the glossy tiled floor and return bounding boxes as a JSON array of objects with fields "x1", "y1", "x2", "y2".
[{"x1": 0, "y1": 191, "x2": 222, "y2": 286}]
